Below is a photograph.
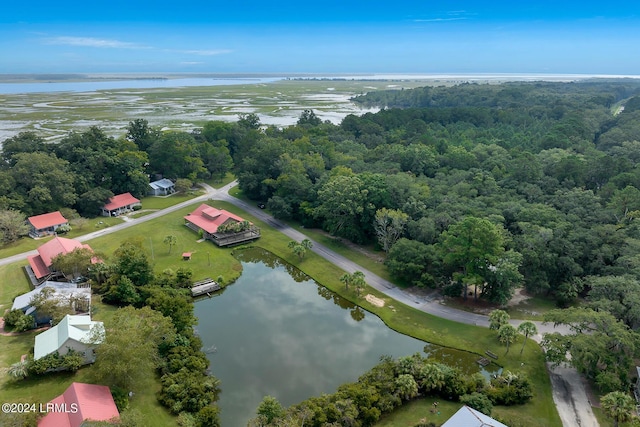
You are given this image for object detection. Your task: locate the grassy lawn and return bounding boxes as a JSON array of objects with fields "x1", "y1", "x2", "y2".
[
  {"x1": 138, "y1": 190, "x2": 203, "y2": 210},
  {"x1": 505, "y1": 295, "x2": 562, "y2": 320},
  {"x1": 203, "y1": 172, "x2": 236, "y2": 189},
  {"x1": 0, "y1": 199, "x2": 561, "y2": 427},
  {"x1": 0, "y1": 300, "x2": 175, "y2": 426},
  {"x1": 229, "y1": 187, "x2": 396, "y2": 283},
  {"x1": 0, "y1": 263, "x2": 32, "y2": 310},
  {"x1": 375, "y1": 398, "x2": 460, "y2": 426}
]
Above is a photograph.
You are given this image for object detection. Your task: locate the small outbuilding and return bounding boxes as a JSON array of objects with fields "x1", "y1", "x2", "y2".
[
  {"x1": 27, "y1": 211, "x2": 69, "y2": 238},
  {"x1": 100, "y1": 192, "x2": 141, "y2": 217},
  {"x1": 149, "y1": 178, "x2": 176, "y2": 196}
]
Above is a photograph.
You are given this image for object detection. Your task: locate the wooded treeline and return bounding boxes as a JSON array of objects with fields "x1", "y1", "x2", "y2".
[
  {"x1": 4, "y1": 80, "x2": 640, "y2": 395},
  {"x1": 0, "y1": 119, "x2": 236, "y2": 217}
]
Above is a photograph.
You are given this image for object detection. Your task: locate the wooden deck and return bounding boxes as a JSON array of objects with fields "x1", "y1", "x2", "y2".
[{"x1": 191, "y1": 278, "x2": 221, "y2": 297}]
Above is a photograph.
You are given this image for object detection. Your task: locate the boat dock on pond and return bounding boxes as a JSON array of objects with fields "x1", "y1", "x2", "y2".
[{"x1": 191, "y1": 278, "x2": 221, "y2": 297}]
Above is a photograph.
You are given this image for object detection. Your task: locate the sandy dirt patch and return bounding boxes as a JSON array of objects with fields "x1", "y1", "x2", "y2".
[
  {"x1": 365, "y1": 294, "x2": 385, "y2": 307},
  {"x1": 507, "y1": 287, "x2": 532, "y2": 306}
]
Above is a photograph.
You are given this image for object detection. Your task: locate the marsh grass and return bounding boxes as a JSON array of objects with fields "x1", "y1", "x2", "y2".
[{"x1": 1, "y1": 79, "x2": 430, "y2": 141}]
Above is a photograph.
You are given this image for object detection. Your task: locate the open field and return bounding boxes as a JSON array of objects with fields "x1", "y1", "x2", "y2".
[{"x1": 0, "y1": 79, "x2": 433, "y2": 142}]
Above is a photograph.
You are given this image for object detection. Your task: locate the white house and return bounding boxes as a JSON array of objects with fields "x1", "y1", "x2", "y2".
[
  {"x1": 149, "y1": 178, "x2": 176, "y2": 196},
  {"x1": 34, "y1": 314, "x2": 104, "y2": 365}
]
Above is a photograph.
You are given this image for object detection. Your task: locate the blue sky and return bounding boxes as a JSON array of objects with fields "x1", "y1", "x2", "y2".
[{"x1": 1, "y1": 1, "x2": 639, "y2": 74}]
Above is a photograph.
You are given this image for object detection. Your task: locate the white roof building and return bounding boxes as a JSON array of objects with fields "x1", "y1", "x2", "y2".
[
  {"x1": 442, "y1": 406, "x2": 509, "y2": 427},
  {"x1": 12, "y1": 281, "x2": 90, "y2": 314},
  {"x1": 34, "y1": 314, "x2": 104, "y2": 364},
  {"x1": 149, "y1": 178, "x2": 176, "y2": 196}
]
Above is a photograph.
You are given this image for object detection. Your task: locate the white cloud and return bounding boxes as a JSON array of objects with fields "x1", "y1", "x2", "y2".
[
  {"x1": 180, "y1": 61, "x2": 205, "y2": 65},
  {"x1": 412, "y1": 10, "x2": 475, "y2": 23},
  {"x1": 181, "y1": 49, "x2": 232, "y2": 56},
  {"x1": 43, "y1": 36, "x2": 145, "y2": 49},
  {"x1": 413, "y1": 17, "x2": 468, "y2": 22}
]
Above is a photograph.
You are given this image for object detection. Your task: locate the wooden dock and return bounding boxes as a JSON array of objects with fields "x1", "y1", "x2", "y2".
[
  {"x1": 191, "y1": 278, "x2": 221, "y2": 297},
  {"x1": 477, "y1": 357, "x2": 491, "y2": 367}
]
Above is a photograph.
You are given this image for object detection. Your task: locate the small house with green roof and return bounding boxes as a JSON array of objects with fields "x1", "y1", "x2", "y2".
[{"x1": 34, "y1": 314, "x2": 104, "y2": 365}]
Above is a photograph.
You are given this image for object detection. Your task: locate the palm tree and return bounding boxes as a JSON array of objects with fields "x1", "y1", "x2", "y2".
[
  {"x1": 163, "y1": 235, "x2": 177, "y2": 254},
  {"x1": 293, "y1": 244, "x2": 306, "y2": 259},
  {"x1": 8, "y1": 359, "x2": 29, "y2": 380},
  {"x1": 489, "y1": 309, "x2": 510, "y2": 330},
  {"x1": 517, "y1": 321, "x2": 538, "y2": 354},
  {"x1": 601, "y1": 391, "x2": 635, "y2": 427},
  {"x1": 419, "y1": 363, "x2": 446, "y2": 393},
  {"x1": 301, "y1": 238, "x2": 313, "y2": 250},
  {"x1": 339, "y1": 273, "x2": 352, "y2": 291},
  {"x1": 498, "y1": 324, "x2": 518, "y2": 354},
  {"x1": 352, "y1": 271, "x2": 367, "y2": 297}
]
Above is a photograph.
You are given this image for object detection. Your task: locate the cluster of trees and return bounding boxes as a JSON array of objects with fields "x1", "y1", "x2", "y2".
[
  {"x1": 84, "y1": 239, "x2": 221, "y2": 425},
  {"x1": 287, "y1": 238, "x2": 313, "y2": 259},
  {"x1": 248, "y1": 353, "x2": 532, "y2": 426},
  {"x1": 229, "y1": 81, "x2": 640, "y2": 310},
  {"x1": 0, "y1": 117, "x2": 238, "y2": 219},
  {"x1": 542, "y1": 307, "x2": 640, "y2": 393},
  {"x1": 488, "y1": 310, "x2": 538, "y2": 355}
]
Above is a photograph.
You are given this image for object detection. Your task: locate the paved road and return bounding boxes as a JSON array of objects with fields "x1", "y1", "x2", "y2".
[
  {"x1": 210, "y1": 183, "x2": 597, "y2": 427},
  {"x1": 0, "y1": 181, "x2": 236, "y2": 268},
  {"x1": 2, "y1": 180, "x2": 596, "y2": 427}
]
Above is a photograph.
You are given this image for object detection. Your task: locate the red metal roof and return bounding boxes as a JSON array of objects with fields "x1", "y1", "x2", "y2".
[
  {"x1": 184, "y1": 204, "x2": 246, "y2": 234},
  {"x1": 28, "y1": 211, "x2": 68, "y2": 230},
  {"x1": 103, "y1": 192, "x2": 140, "y2": 211},
  {"x1": 38, "y1": 382, "x2": 120, "y2": 427},
  {"x1": 28, "y1": 237, "x2": 93, "y2": 279},
  {"x1": 27, "y1": 254, "x2": 51, "y2": 279}
]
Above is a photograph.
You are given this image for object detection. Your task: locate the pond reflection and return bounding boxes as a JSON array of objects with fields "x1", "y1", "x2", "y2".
[{"x1": 195, "y1": 248, "x2": 499, "y2": 427}]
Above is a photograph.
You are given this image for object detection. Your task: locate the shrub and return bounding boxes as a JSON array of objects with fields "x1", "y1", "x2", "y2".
[
  {"x1": 56, "y1": 224, "x2": 72, "y2": 234},
  {"x1": 460, "y1": 392, "x2": 493, "y2": 415},
  {"x1": 111, "y1": 387, "x2": 130, "y2": 412},
  {"x1": 487, "y1": 371, "x2": 533, "y2": 405},
  {"x1": 3, "y1": 309, "x2": 34, "y2": 332}
]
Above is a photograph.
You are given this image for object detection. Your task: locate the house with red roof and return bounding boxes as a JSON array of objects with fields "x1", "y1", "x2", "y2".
[
  {"x1": 27, "y1": 211, "x2": 69, "y2": 238},
  {"x1": 38, "y1": 382, "x2": 119, "y2": 427},
  {"x1": 184, "y1": 204, "x2": 260, "y2": 246},
  {"x1": 100, "y1": 192, "x2": 141, "y2": 217},
  {"x1": 26, "y1": 237, "x2": 95, "y2": 284}
]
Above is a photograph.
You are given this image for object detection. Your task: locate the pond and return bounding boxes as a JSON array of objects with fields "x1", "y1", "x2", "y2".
[{"x1": 194, "y1": 249, "x2": 499, "y2": 426}]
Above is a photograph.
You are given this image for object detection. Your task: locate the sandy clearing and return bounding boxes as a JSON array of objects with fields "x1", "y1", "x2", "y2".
[{"x1": 365, "y1": 294, "x2": 385, "y2": 307}]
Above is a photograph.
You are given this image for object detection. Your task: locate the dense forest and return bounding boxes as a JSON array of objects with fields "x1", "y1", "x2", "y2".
[{"x1": 4, "y1": 80, "x2": 640, "y2": 398}]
